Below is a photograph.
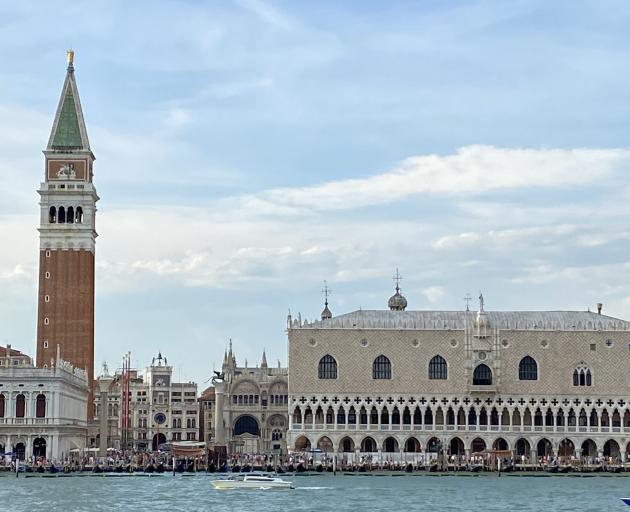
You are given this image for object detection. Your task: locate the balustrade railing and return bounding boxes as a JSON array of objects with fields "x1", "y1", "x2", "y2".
[{"x1": 291, "y1": 421, "x2": 630, "y2": 435}]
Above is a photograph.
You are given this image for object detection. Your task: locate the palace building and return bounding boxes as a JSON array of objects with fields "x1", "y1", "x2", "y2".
[
  {"x1": 35, "y1": 50, "x2": 99, "y2": 418},
  {"x1": 287, "y1": 282, "x2": 630, "y2": 463},
  {"x1": 0, "y1": 344, "x2": 89, "y2": 462}
]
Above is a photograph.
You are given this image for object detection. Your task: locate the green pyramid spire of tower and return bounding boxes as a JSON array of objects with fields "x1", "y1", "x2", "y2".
[{"x1": 47, "y1": 50, "x2": 91, "y2": 151}]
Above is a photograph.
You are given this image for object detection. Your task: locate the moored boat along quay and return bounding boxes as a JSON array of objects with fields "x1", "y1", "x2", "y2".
[{"x1": 2, "y1": 460, "x2": 630, "y2": 476}]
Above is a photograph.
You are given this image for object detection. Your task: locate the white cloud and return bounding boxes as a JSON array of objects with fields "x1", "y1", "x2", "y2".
[
  {"x1": 422, "y1": 286, "x2": 445, "y2": 304},
  {"x1": 432, "y1": 225, "x2": 578, "y2": 250},
  {"x1": 237, "y1": 146, "x2": 630, "y2": 213}
]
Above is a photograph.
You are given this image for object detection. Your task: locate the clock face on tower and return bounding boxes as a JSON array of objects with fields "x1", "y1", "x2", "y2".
[{"x1": 154, "y1": 412, "x2": 167, "y2": 425}]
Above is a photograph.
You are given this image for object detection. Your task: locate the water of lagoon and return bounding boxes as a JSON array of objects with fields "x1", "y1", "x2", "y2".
[{"x1": 2, "y1": 473, "x2": 630, "y2": 511}]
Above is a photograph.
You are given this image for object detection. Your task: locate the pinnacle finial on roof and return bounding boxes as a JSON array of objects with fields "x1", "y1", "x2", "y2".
[
  {"x1": 464, "y1": 292, "x2": 472, "y2": 312},
  {"x1": 479, "y1": 293, "x2": 485, "y2": 313},
  {"x1": 321, "y1": 280, "x2": 332, "y2": 320},
  {"x1": 388, "y1": 268, "x2": 407, "y2": 311},
  {"x1": 66, "y1": 49, "x2": 74, "y2": 68},
  {"x1": 393, "y1": 268, "x2": 402, "y2": 292}
]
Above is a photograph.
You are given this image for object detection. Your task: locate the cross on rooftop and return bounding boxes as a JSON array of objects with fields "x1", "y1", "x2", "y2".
[
  {"x1": 393, "y1": 268, "x2": 402, "y2": 291},
  {"x1": 321, "y1": 280, "x2": 332, "y2": 305},
  {"x1": 464, "y1": 292, "x2": 472, "y2": 312}
]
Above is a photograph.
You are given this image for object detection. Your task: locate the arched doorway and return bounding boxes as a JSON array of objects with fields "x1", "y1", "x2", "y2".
[
  {"x1": 383, "y1": 437, "x2": 399, "y2": 453},
  {"x1": 558, "y1": 439, "x2": 575, "y2": 457},
  {"x1": 449, "y1": 437, "x2": 465, "y2": 456},
  {"x1": 317, "y1": 436, "x2": 333, "y2": 452},
  {"x1": 404, "y1": 437, "x2": 421, "y2": 453},
  {"x1": 471, "y1": 437, "x2": 486, "y2": 453},
  {"x1": 152, "y1": 433, "x2": 166, "y2": 451},
  {"x1": 515, "y1": 438, "x2": 531, "y2": 458},
  {"x1": 33, "y1": 437, "x2": 47, "y2": 459},
  {"x1": 234, "y1": 415, "x2": 259, "y2": 436},
  {"x1": 492, "y1": 438, "x2": 508, "y2": 451},
  {"x1": 581, "y1": 439, "x2": 597, "y2": 458},
  {"x1": 339, "y1": 437, "x2": 354, "y2": 453},
  {"x1": 233, "y1": 415, "x2": 261, "y2": 453},
  {"x1": 604, "y1": 439, "x2": 620, "y2": 459},
  {"x1": 14, "y1": 442, "x2": 25, "y2": 460},
  {"x1": 295, "y1": 436, "x2": 311, "y2": 451},
  {"x1": 361, "y1": 437, "x2": 377, "y2": 453},
  {"x1": 537, "y1": 438, "x2": 553, "y2": 458}
]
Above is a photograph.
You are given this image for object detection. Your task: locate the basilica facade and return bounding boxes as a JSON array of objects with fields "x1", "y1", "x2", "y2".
[
  {"x1": 287, "y1": 287, "x2": 630, "y2": 463},
  {"x1": 212, "y1": 342, "x2": 288, "y2": 455}
]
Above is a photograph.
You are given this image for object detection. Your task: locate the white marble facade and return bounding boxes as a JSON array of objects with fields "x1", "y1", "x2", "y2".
[{"x1": 0, "y1": 345, "x2": 89, "y2": 462}]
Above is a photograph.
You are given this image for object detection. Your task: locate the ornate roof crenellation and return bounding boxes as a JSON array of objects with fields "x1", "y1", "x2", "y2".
[{"x1": 289, "y1": 310, "x2": 630, "y2": 332}]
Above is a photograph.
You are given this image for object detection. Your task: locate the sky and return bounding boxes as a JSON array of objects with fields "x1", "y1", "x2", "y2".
[{"x1": 1, "y1": 0, "x2": 630, "y2": 386}]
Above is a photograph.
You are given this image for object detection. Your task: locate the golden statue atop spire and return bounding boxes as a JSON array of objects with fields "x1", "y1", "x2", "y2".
[{"x1": 66, "y1": 49, "x2": 74, "y2": 66}]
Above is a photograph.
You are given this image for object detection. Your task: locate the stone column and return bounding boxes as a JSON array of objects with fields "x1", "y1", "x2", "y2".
[
  {"x1": 214, "y1": 382, "x2": 226, "y2": 446},
  {"x1": 97, "y1": 377, "x2": 112, "y2": 458}
]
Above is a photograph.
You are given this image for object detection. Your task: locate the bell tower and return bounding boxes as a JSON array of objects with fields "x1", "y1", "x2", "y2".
[{"x1": 36, "y1": 50, "x2": 98, "y2": 418}]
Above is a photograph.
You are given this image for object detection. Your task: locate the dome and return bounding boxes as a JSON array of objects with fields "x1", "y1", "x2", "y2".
[
  {"x1": 321, "y1": 303, "x2": 332, "y2": 320},
  {"x1": 388, "y1": 288, "x2": 407, "y2": 311}
]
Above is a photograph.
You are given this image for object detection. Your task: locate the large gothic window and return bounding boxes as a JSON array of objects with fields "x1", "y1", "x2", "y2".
[
  {"x1": 518, "y1": 356, "x2": 538, "y2": 380},
  {"x1": 573, "y1": 365, "x2": 592, "y2": 387},
  {"x1": 472, "y1": 364, "x2": 492, "y2": 386},
  {"x1": 15, "y1": 394, "x2": 25, "y2": 418},
  {"x1": 35, "y1": 394, "x2": 46, "y2": 418},
  {"x1": 318, "y1": 355, "x2": 337, "y2": 379},
  {"x1": 373, "y1": 355, "x2": 392, "y2": 380},
  {"x1": 428, "y1": 355, "x2": 448, "y2": 380}
]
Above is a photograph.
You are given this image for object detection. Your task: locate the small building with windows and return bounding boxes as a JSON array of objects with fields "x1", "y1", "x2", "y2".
[
  {"x1": 92, "y1": 352, "x2": 198, "y2": 452},
  {"x1": 288, "y1": 284, "x2": 630, "y2": 464},
  {"x1": 0, "y1": 344, "x2": 89, "y2": 462},
  {"x1": 211, "y1": 342, "x2": 288, "y2": 455},
  {"x1": 198, "y1": 386, "x2": 215, "y2": 447}
]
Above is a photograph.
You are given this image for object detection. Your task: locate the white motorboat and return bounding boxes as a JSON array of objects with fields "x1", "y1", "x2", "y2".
[{"x1": 211, "y1": 474, "x2": 293, "y2": 490}]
